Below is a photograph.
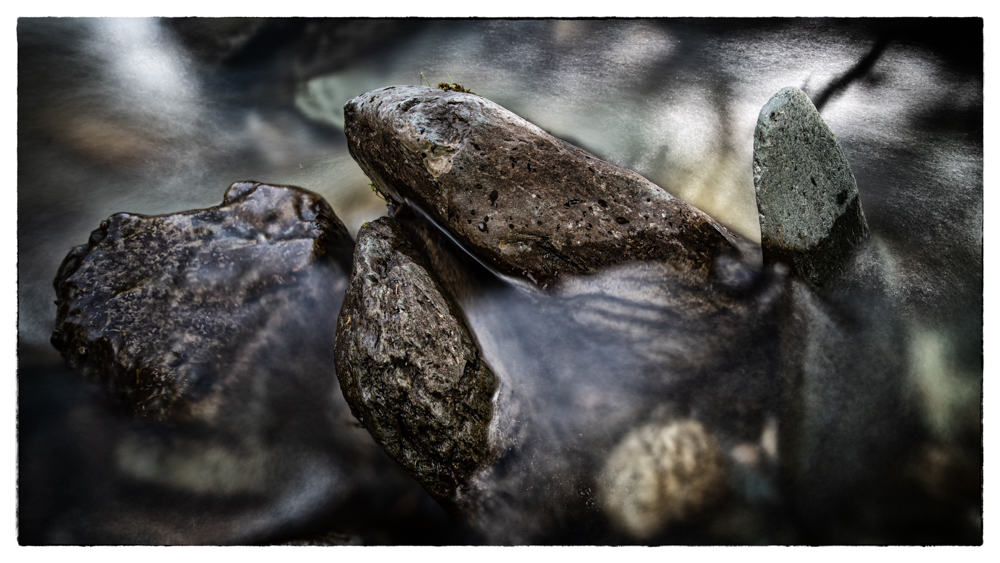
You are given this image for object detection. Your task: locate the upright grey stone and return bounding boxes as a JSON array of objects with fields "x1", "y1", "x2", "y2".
[{"x1": 752, "y1": 86, "x2": 869, "y2": 288}]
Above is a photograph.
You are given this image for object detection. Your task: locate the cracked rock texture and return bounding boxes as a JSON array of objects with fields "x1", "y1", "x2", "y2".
[
  {"x1": 334, "y1": 216, "x2": 497, "y2": 513},
  {"x1": 51, "y1": 181, "x2": 355, "y2": 421},
  {"x1": 344, "y1": 86, "x2": 742, "y2": 288},
  {"x1": 752, "y1": 86, "x2": 869, "y2": 288}
]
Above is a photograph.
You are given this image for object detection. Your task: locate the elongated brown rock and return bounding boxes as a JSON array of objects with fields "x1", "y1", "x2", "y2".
[
  {"x1": 752, "y1": 86, "x2": 869, "y2": 288},
  {"x1": 334, "y1": 216, "x2": 498, "y2": 513},
  {"x1": 51, "y1": 181, "x2": 355, "y2": 420},
  {"x1": 344, "y1": 85, "x2": 741, "y2": 288}
]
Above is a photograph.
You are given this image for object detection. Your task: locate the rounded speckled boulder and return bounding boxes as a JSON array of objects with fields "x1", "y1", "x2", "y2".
[
  {"x1": 334, "y1": 216, "x2": 497, "y2": 513},
  {"x1": 752, "y1": 86, "x2": 869, "y2": 288},
  {"x1": 51, "y1": 181, "x2": 355, "y2": 421},
  {"x1": 344, "y1": 86, "x2": 742, "y2": 288}
]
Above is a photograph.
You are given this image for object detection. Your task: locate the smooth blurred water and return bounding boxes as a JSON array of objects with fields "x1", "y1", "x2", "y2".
[{"x1": 17, "y1": 18, "x2": 982, "y2": 544}]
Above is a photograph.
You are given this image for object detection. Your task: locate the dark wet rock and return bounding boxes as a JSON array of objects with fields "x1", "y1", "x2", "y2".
[
  {"x1": 337, "y1": 86, "x2": 794, "y2": 541},
  {"x1": 18, "y1": 358, "x2": 458, "y2": 545},
  {"x1": 750, "y1": 88, "x2": 940, "y2": 537},
  {"x1": 749, "y1": 90, "x2": 954, "y2": 539},
  {"x1": 344, "y1": 85, "x2": 742, "y2": 288},
  {"x1": 775, "y1": 242, "x2": 921, "y2": 537},
  {"x1": 434, "y1": 255, "x2": 790, "y2": 543},
  {"x1": 331, "y1": 208, "x2": 789, "y2": 542},
  {"x1": 51, "y1": 181, "x2": 355, "y2": 421},
  {"x1": 752, "y1": 86, "x2": 870, "y2": 288},
  {"x1": 334, "y1": 216, "x2": 498, "y2": 514},
  {"x1": 38, "y1": 182, "x2": 459, "y2": 544}
]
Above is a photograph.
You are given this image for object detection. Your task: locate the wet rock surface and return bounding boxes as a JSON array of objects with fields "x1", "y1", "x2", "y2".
[
  {"x1": 51, "y1": 181, "x2": 354, "y2": 420},
  {"x1": 776, "y1": 249, "x2": 913, "y2": 525},
  {"x1": 334, "y1": 88, "x2": 793, "y2": 539},
  {"x1": 333, "y1": 201, "x2": 788, "y2": 542},
  {"x1": 752, "y1": 87, "x2": 980, "y2": 543},
  {"x1": 455, "y1": 258, "x2": 788, "y2": 543},
  {"x1": 32, "y1": 182, "x2": 456, "y2": 544},
  {"x1": 19, "y1": 18, "x2": 981, "y2": 545},
  {"x1": 19, "y1": 356, "x2": 458, "y2": 545},
  {"x1": 753, "y1": 86, "x2": 870, "y2": 288},
  {"x1": 344, "y1": 85, "x2": 744, "y2": 288},
  {"x1": 335, "y1": 216, "x2": 498, "y2": 513},
  {"x1": 332, "y1": 84, "x2": 981, "y2": 545}
]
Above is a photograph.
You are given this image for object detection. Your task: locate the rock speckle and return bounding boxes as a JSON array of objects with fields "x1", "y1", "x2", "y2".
[
  {"x1": 334, "y1": 216, "x2": 498, "y2": 513},
  {"x1": 50, "y1": 181, "x2": 355, "y2": 421},
  {"x1": 345, "y1": 86, "x2": 742, "y2": 287},
  {"x1": 752, "y1": 86, "x2": 869, "y2": 288}
]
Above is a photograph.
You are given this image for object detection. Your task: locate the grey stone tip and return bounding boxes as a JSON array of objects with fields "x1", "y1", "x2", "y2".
[{"x1": 752, "y1": 86, "x2": 869, "y2": 289}]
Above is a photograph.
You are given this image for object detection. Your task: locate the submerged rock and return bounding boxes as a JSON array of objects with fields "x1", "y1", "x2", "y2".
[
  {"x1": 598, "y1": 419, "x2": 728, "y2": 539},
  {"x1": 752, "y1": 86, "x2": 869, "y2": 288},
  {"x1": 334, "y1": 87, "x2": 790, "y2": 542},
  {"x1": 331, "y1": 86, "x2": 942, "y2": 544},
  {"x1": 332, "y1": 211, "x2": 786, "y2": 542},
  {"x1": 51, "y1": 181, "x2": 355, "y2": 420},
  {"x1": 750, "y1": 89, "x2": 949, "y2": 538},
  {"x1": 334, "y1": 216, "x2": 498, "y2": 514},
  {"x1": 344, "y1": 85, "x2": 743, "y2": 288}
]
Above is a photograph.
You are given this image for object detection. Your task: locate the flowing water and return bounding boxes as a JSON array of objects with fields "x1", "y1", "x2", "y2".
[{"x1": 17, "y1": 18, "x2": 982, "y2": 544}]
